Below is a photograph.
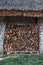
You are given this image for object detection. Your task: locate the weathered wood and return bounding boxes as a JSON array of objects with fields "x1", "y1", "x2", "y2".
[{"x1": 0, "y1": 11, "x2": 43, "y2": 17}]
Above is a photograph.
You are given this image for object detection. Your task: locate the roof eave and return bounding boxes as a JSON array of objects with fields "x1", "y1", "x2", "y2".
[{"x1": 0, "y1": 10, "x2": 43, "y2": 17}]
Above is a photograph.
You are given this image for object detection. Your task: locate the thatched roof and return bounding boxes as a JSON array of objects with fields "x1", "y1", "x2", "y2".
[
  {"x1": 0, "y1": 0, "x2": 43, "y2": 17},
  {"x1": 0, "y1": 0, "x2": 43, "y2": 11}
]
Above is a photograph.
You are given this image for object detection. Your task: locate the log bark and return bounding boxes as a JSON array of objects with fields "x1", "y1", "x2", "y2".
[{"x1": 3, "y1": 23, "x2": 39, "y2": 53}]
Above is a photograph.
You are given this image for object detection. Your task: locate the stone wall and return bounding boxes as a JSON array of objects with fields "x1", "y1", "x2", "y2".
[{"x1": 0, "y1": 17, "x2": 6, "y2": 52}]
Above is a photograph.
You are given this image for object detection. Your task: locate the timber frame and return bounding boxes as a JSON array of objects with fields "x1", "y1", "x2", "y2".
[{"x1": 0, "y1": 10, "x2": 43, "y2": 17}]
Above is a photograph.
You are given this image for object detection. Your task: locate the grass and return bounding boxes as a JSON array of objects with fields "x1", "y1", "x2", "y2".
[{"x1": 0, "y1": 54, "x2": 43, "y2": 65}]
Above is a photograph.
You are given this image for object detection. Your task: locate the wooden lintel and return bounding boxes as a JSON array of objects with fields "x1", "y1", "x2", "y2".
[{"x1": 0, "y1": 11, "x2": 43, "y2": 17}]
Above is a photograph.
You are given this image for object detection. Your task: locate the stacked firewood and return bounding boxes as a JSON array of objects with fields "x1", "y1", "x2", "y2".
[{"x1": 3, "y1": 23, "x2": 38, "y2": 53}]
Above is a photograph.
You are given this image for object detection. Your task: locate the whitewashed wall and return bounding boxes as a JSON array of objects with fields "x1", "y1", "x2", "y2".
[
  {"x1": 38, "y1": 17, "x2": 43, "y2": 53},
  {"x1": 0, "y1": 17, "x2": 6, "y2": 52}
]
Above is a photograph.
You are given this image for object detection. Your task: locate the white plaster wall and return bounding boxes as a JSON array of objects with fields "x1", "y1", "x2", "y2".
[
  {"x1": 0, "y1": 17, "x2": 6, "y2": 52},
  {"x1": 38, "y1": 17, "x2": 43, "y2": 53}
]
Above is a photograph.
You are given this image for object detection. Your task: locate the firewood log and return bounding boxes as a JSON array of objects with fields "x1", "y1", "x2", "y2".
[{"x1": 3, "y1": 23, "x2": 38, "y2": 52}]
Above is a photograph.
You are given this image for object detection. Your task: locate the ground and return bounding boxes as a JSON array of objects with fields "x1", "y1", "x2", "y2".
[{"x1": 0, "y1": 54, "x2": 43, "y2": 65}]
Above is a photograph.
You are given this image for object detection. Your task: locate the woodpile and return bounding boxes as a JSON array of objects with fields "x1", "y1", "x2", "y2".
[{"x1": 3, "y1": 23, "x2": 39, "y2": 53}]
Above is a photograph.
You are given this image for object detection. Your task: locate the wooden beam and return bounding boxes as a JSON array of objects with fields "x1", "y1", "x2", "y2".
[{"x1": 0, "y1": 11, "x2": 43, "y2": 17}]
